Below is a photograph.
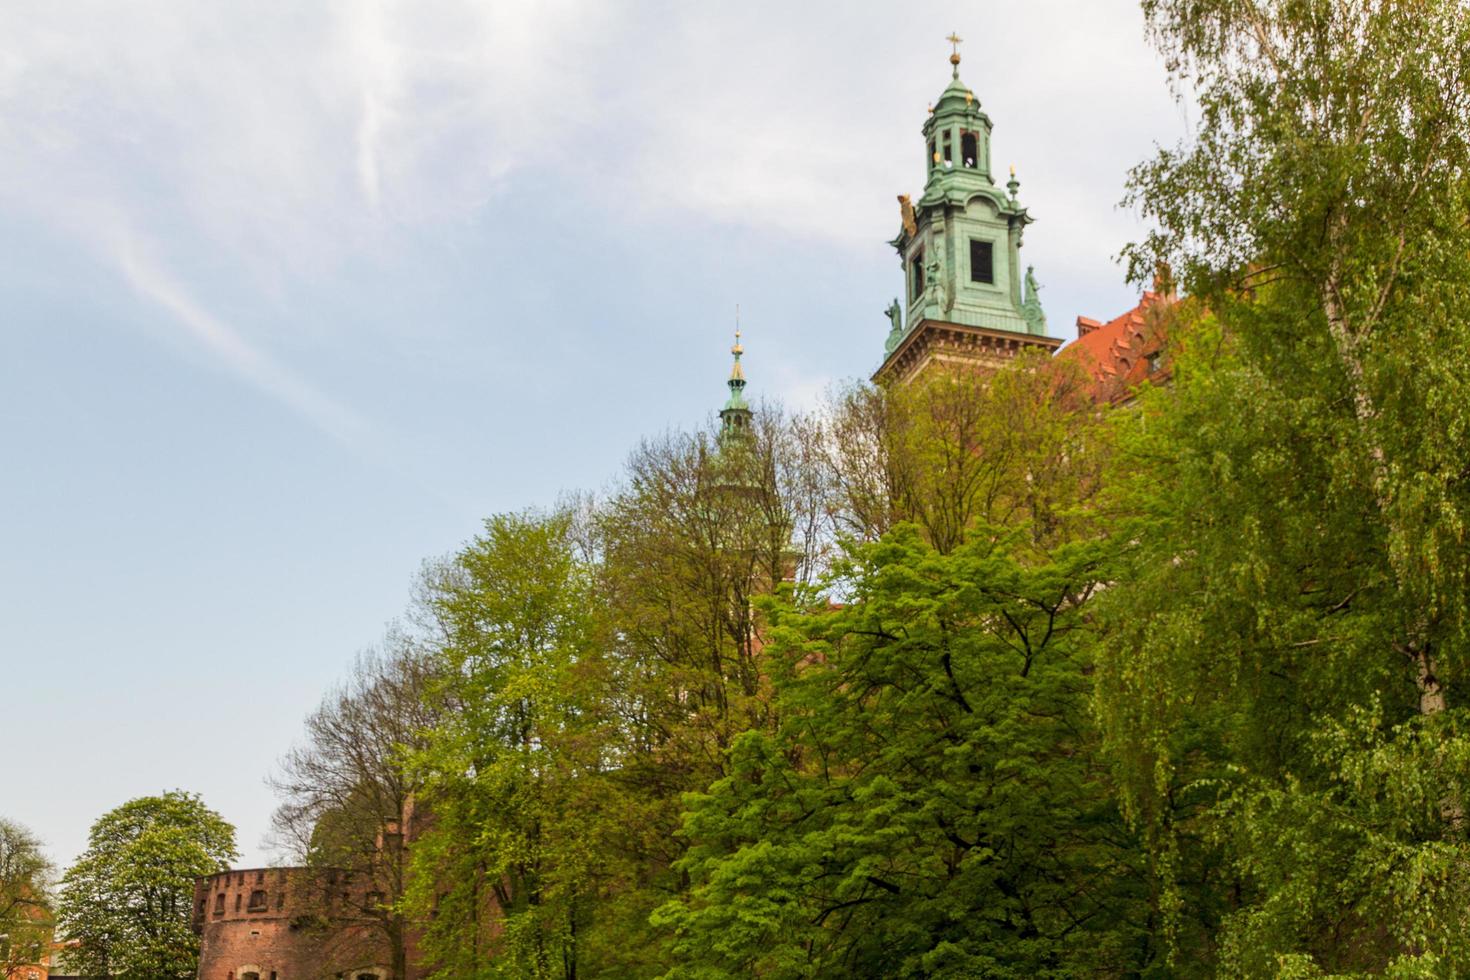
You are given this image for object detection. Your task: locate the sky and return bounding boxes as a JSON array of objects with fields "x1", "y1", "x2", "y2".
[{"x1": 0, "y1": 0, "x2": 1185, "y2": 870}]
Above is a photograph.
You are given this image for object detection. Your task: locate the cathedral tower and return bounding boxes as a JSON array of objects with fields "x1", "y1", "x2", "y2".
[{"x1": 875, "y1": 36, "x2": 1062, "y2": 384}]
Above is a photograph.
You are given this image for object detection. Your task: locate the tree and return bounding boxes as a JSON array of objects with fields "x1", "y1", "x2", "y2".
[
  {"x1": 596, "y1": 418, "x2": 797, "y2": 783},
  {"x1": 1099, "y1": 0, "x2": 1470, "y2": 970},
  {"x1": 818, "y1": 352, "x2": 1105, "y2": 555},
  {"x1": 0, "y1": 818, "x2": 53, "y2": 977},
  {"x1": 270, "y1": 631, "x2": 439, "y2": 979},
  {"x1": 404, "y1": 508, "x2": 640, "y2": 979},
  {"x1": 56, "y1": 792, "x2": 236, "y2": 979},
  {"x1": 654, "y1": 353, "x2": 1135, "y2": 976},
  {"x1": 655, "y1": 525, "x2": 1146, "y2": 977}
]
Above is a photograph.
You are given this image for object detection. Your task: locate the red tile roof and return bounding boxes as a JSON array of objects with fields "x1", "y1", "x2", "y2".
[{"x1": 1062, "y1": 290, "x2": 1173, "y2": 403}]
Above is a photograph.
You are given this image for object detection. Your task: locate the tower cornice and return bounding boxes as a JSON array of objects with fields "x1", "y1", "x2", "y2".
[{"x1": 873, "y1": 317, "x2": 1062, "y2": 386}]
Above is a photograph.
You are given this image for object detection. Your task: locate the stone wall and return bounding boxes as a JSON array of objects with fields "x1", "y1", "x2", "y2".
[{"x1": 193, "y1": 867, "x2": 394, "y2": 980}]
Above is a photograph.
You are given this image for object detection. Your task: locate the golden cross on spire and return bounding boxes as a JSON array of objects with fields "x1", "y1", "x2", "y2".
[{"x1": 947, "y1": 32, "x2": 963, "y2": 55}]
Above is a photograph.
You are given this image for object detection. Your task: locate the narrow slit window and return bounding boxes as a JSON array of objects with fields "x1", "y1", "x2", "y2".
[
  {"x1": 941, "y1": 132, "x2": 953, "y2": 166},
  {"x1": 970, "y1": 239, "x2": 994, "y2": 284},
  {"x1": 911, "y1": 251, "x2": 925, "y2": 301},
  {"x1": 961, "y1": 132, "x2": 978, "y2": 168}
]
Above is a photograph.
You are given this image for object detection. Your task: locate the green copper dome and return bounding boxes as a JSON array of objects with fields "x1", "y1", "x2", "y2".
[{"x1": 932, "y1": 75, "x2": 979, "y2": 117}]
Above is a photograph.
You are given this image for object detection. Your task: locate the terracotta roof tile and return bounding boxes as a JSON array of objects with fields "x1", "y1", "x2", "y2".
[{"x1": 1061, "y1": 290, "x2": 1173, "y2": 403}]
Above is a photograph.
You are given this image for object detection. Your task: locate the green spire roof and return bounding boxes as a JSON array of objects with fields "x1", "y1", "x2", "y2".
[{"x1": 719, "y1": 330, "x2": 751, "y2": 432}]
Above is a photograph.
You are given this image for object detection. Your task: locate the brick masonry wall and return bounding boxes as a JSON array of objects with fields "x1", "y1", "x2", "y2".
[{"x1": 194, "y1": 868, "x2": 394, "y2": 980}]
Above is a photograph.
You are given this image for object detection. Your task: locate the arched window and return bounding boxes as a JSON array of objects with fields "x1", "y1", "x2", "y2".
[
  {"x1": 247, "y1": 889, "x2": 268, "y2": 912},
  {"x1": 961, "y1": 132, "x2": 978, "y2": 168}
]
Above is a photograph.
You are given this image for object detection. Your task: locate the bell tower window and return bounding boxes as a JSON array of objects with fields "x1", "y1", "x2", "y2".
[
  {"x1": 941, "y1": 132, "x2": 953, "y2": 167},
  {"x1": 961, "y1": 132, "x2": 978, "y2": 168},
  {"x1": 969, "y1": 239, "x2": 994, "y2": 285},
  {"x1": 910, "y1": 250, "x2": 925, "y2": 301}
]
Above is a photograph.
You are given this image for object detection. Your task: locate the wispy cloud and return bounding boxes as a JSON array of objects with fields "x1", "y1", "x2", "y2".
[{"x1": 107, "y1": 223, "x2": 369, "y2": 447}]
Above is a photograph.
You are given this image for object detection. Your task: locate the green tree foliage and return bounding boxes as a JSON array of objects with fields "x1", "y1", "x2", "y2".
[
  {"x1": 56, "y1": 791, "x2": 236, "y2": 979},
  {"x1": 357, "y1": 410, "x2": 832, "y2": 979},
  {"x1": 655, "y1": 526, "x2": 1143, "y2": 977},
  {"x1": 387, "y1": 363, "x2": 1120, "y2": 977},
  {"x1": 596, "y1": 416, "x2": 803, "y2": 787},
  {"x1": 405, "y1": 508, "x2": 648, "y2": 979},
  {"x1": 653, "y1": 360, "x2": 1134, "y2": 976},
  {"x1": 0, "y1": 818, "x2": 53, "y2": 976},
  {"x1": 1099, "y1": 0, "x2": 1470, "y2": 971}
]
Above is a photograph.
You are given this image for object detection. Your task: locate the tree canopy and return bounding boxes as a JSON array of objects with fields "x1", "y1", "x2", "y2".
[
  {"x1": 56, "y1": 792, "x2": 236, "y2": 980},
  {"x1": 0, "y1": 818, "x2": 53, "y2": 977}
]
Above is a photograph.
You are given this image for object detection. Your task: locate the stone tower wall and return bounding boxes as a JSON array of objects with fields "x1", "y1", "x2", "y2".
[{"x1": 193, "y1": 867, "x2": 392, "y2": 980}]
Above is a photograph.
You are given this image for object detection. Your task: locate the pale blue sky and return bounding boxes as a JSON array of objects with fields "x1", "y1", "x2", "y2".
[{"x1": 1, "y1": 0, "x2": 1182, "y2": 869}]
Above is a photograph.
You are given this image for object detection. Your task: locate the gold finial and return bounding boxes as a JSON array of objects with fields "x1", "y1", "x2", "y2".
[
  {"x1": 730, "y1": 328, "x2": 744, "y2": 381},
  {"x1": 1009, "y1": 163, "x2": 1016, "y2": 177},
  {"x1": 732, "y1": 305, "x2": 743, "y2": 356},
  {"x1": 946, "y1": 31, "x2": 963, "y2": 67}
]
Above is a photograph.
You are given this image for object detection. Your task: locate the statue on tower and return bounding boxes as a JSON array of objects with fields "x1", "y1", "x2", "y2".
[
  {"x1": 884, "y1": 298, "x2": 905, "y2": 353},
  {"x1": 1022, "y1": 265, "x2": 1048, "y2": 335},
  {"x1": 926, "y1": 256, "x2": 951, "y2": 314}
]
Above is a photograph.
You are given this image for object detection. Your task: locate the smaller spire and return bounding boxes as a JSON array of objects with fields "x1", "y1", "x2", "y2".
[
  {"x1": 720, "y1": 313, "x2": 751, "y2": 433},
  {"x1": 946, "y1": 32, "x2": 963, "y2": 78}
]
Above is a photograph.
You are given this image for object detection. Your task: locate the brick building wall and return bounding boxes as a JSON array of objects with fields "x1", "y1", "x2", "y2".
[{"x1": 193, "y1": 867, "x2": 398, "y2": 980}]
